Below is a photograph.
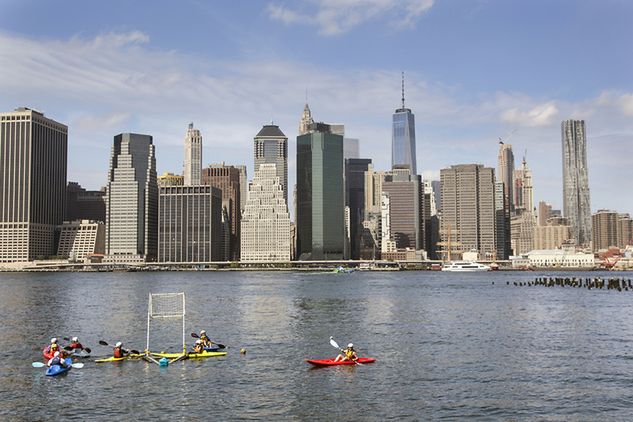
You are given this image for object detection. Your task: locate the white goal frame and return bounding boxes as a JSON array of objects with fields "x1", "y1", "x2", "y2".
[{"x1": 146, "y1": 292, "x2": 186, "y2": 355}]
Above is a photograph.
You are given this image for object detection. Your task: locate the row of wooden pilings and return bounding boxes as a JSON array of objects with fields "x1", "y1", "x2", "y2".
[{"x1": 507, "y1": 276, "x2": 633, "y2": 291}]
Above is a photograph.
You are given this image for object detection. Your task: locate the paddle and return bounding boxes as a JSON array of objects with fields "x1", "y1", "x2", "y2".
[
  {"x1": 62, "y1": 337, "x2": 92, "y2": 354},
  {"x1": 32, "y1": 361, "x2": 84, "y2": 369},
  {"x1": 329, "y1": 336, "x2": 362, "y2": 365},
  {"x1": 190, "y1": 332, "x2": 225, "y2": 349},
  {"x1": 98, "y1": 340, "x2": 140, "y2": 355}
]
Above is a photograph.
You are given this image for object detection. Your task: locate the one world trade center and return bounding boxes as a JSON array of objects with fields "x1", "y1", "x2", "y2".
[{"x1": 391, "y1": 73, "x2": 417, "y2": 175}]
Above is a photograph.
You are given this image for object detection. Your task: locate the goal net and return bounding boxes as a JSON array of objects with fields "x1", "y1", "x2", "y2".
[{"x1": 146, "y1": 292, "x2": 186, "y2": 355}]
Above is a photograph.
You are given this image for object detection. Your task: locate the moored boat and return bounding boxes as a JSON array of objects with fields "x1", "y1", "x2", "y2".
[{"x1": 441, "y1": 261, "x2": 491, "y2": 272}]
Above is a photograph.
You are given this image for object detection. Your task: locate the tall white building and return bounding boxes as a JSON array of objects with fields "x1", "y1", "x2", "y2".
[
  {"x1": 183, "y1": 123, "x2": 202, "y2": 185},
  {"x1": 497, "y1": 142, "x2": 515, "y2": 213},
  {"x1": 240, "y1": 164, "x2": 291, "y2": 262},
  {"x1": 562, "y1": 119, "x2": 592, "y2": 246},
  {"x1": 105, "y1": 133, "x2": 158, "y2": 262}
]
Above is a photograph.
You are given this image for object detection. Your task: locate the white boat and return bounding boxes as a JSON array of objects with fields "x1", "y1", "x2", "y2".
[{"x1": 441, "y1": 261, "x2": 491, "y2": 272}]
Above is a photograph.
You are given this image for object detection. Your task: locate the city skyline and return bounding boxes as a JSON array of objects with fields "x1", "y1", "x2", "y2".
[{"x1": 0, "y1": 1, "x2": 632, "y2": 215}]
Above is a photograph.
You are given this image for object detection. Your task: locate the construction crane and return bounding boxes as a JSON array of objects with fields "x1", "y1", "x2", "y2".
[{"x1": 498, "y1": 128, "x2": 517, "y2": 145}]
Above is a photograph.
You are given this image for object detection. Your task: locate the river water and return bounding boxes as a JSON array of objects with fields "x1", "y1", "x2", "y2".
[{"x1": 2, "y1": 270, "x2": 633, "y2": 420}]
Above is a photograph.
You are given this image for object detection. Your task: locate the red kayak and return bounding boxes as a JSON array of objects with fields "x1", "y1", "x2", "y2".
[{"x1": 305, "y1": 358, "x2": 376, "y2": 366}]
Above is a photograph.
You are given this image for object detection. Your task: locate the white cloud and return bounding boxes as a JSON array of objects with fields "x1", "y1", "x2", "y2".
[
  {"x1": 501, "y1": 102, "x2": 559, "y2": 127},
  {"x1": 267, "y1": 0, "x2": 434, "y2": 35},
  {"x1": 0, "y1": 30, "x2": 631, "y2": 213}
]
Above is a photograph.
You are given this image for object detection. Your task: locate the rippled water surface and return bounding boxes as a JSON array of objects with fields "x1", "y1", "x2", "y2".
[{"x1": 2, "y1": 270, "x2": 633, "y2": 420}]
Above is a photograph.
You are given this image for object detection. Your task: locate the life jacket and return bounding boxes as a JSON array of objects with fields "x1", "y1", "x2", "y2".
[
  {"x1": 70, "y1": 342, "x2": 82, "y2": 350},
  {"x1": 193, "y1": 345, "x2": 204, "y2": 354},
  {"x1": 113, "y1": 347, "x2": 124, "y2": 358},
  {"x1": 345, "y1": 348, "x2": 355, "y2": 359},
  {"x1": 200, "y1": 335, "x2": 212, "y2": 346}
]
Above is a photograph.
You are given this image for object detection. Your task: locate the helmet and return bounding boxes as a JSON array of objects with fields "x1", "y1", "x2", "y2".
[
  {"x1": 348, "y1": 343, "x2": 354, "y2": 348},
  {"x1": 200, "y1": 330, "x2": 206, "y2": 335},
  {"x1": 115, "y1": 342, "x2": 122, "y2": 348},
  {"x1": 53, "y1": 351, "x2": 60, "y2": 357},
  {"x1": 51, "y1": 338, "x2": 58, "y2": 344},
  {"x1": 72, "y1": 337, "x2": 78, "y2": 342},
  {"x1": 51, "y1": 344, "x2": 58, "y2": 350}
]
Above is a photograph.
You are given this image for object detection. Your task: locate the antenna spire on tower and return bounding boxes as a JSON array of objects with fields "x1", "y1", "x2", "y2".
[{"x1": 401, "y1": 71, "x2": 405, "y2": 109}]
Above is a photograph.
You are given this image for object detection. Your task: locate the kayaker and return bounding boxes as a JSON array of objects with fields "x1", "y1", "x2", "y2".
[
  {"x1": 113, "y1": 342, "x2": 128, "y2": 358},
  {"x1": 47, "y1": 351, "x2": 69, "y2": 368},
  {"x1": 334, "y1": 343, "x2": 358, "y2": 362},
  {"x1": 43, "y1": 337, "x2": 59, "y2": 355},
  {"x1": 199, "y1": 330, "x2": 214, "y2": 347},
  {"x1": 69, "y1": 337, "x2": 85, "y2": 351},
  {"x1": 192, "y1": 339, "x2": 204, "y2": 354}
]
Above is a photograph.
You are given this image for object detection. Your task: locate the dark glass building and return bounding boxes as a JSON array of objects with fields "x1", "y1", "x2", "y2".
[
  {"x1": 296, "y1": 123, "x2": 345, "y2": 260},
  {"x1": 345, "y1": 158, "x2": 371, "y2": 260},
  {"x1": 66, "y1": 182, "x2": 106, "y2": 222}
]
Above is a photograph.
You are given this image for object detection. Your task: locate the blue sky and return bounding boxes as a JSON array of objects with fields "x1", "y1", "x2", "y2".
[{"x1": 1, "y1": 0, "x2": 632, "y2": 214}]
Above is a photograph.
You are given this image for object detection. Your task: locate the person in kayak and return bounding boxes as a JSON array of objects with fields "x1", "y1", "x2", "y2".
[
  {"x1": 69, "y1": 337, "x2": 85, "y2": 351},
  {"x1": 47, "y1": 351, "x2": 69, "y2": 368},
  {"x1": 199, "y1": 330, "x2": 214, "y2": 347},
  {"x1": 43, "y1": 338, "x2": 59, "y2": 355},
  {"x1": 334, "y1": 343, "x2": 358, "y2": 362},
  {"x1": 113, "y1": 342, "x2": 129, "y2": 358},
  {"x1": 192, "y1": 339, "x2": 204, "y2": 354}
]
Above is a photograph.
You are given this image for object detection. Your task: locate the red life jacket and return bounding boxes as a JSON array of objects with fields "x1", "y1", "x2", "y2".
[
  {"x1": 113, "y1": 347, "x2": 124, "y2": 358},
  {"x1": 70, "y1": 342, "x2": 82, "y2": 350}
]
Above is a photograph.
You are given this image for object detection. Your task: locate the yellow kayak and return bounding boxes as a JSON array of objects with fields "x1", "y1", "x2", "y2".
[
  {"x1": 150, "y1": 351, "x2": 227, "y2": 359},
  {"x1": 95, "y1": 354, "x2": 145, "y2": 363}
]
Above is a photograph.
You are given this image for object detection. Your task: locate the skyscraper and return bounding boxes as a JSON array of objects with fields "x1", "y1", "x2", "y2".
[
  {"x1": 254, "y1": 124, "x2": 288, "y2": 204},
  {"x1": 298, "y1": 103, "x2": 314, "y2": 135},
  {"x1": 345, "y1": 158, "x2": 372, "y2": 259},
  {"x1": 440, "y1": 164, "x2": 496, "y2": 260},
  {"x1": 241, "y1": 164, "x2": 291, "y2": 262},
  {"x1": 158, "y1": 185, "x2": 222, "y2": 262},
  {"x1": 562, "y1": 119, "x2": 592, "y2": 246},
  {"x1": 591, "y1": 209, "x2": 618, "y2": 252},
  {"x1": 202, "y1": 163, "x2": 241, "y2": 260},
  {"x1": 494, "y1": 181, "x2": 511, "y2": 259},
  {"x1": 497, "y1": 142, "x2": 515, "y2": 213},
  {"x1": 105, "y1": 133, "x2": 158, "y2": 262},
  {"x1": 0, "y1": 108, "x2": 68, "y2": 262},
  {"x1": 513, "y1": 156, "x2": 533, "y2": 213},
  {"x1": 66, "y1": 182, "x2": 106, "y2": 223},
  {"x1": 296, "y1": 123, "x2": 345, "y2": 260},
  {"x1": 183, "y1": 123, "x2": 202, "y2": 185},
  {"x1": 392, "y1": 73, "x2": 417, "y2": 175},
  {"x1": 381, "y1": 167, "x2": 425, "y2": 252}
]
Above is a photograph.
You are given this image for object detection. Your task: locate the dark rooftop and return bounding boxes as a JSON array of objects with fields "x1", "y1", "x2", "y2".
[{"x1": 256, "y1": 124, "x2": 286, "y2": 138}]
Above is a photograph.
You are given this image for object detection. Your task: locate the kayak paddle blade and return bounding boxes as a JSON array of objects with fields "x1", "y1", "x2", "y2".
[{"x1": 32, "y1": 362, "x2": 45, "y2": 368}]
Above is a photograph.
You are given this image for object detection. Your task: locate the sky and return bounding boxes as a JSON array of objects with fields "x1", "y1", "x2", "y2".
[{"x1": 1, "y1": 0, "x2": 632, "y2": 214}]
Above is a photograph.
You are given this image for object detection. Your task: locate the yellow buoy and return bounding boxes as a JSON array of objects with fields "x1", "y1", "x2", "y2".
[{"x1": 240, "y1": 348, "x2": 247, "y2": 354}]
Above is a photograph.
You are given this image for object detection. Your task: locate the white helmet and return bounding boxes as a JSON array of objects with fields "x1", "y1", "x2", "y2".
[
  {"x1": 348, "y1": 343, "x2": 354, "y2": 348},
  {"x1": 115, "y1": 342, "x2": 122, "y2": 348},
  {"x1": 54, "y1": 351, "x2": 60, "y2": 357},
  {"x1": 200, "y1": 330, "x2": 206, "y2": 335},
  {"x1": 51, "y1": 338, "x2": 58, "y2": 344},
  {"x1": 72, "y1": 337, "x2": 78, "y2": 342}
]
